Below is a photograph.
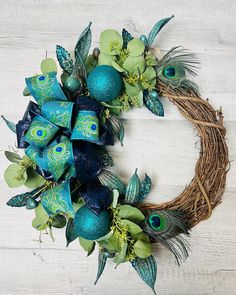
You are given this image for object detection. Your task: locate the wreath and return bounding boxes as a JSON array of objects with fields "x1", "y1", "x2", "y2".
[{"x1": 2, "y1": 16, "x2": 229, "y2": 294}]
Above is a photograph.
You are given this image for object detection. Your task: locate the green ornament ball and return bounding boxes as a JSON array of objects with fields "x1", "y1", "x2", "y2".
[
  {"x1": 64, "y1": 76, "x2": 82, "y2": 93},
  {"x1": 74, "y1": 205, "x2": 111, "y2": 240},
  {"x1": 87, "y1": 65, "x2": 122, "y2": 102}
]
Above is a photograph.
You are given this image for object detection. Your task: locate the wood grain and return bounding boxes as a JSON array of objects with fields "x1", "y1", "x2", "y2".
[{"x1": 0, "y1": 0, "x2": 236, "y2": 294}]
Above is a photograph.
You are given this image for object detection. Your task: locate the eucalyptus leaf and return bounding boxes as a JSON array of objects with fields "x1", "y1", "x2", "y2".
[
  {"x1": 123, "y1": 56, "x2": 145, "y2": 75},
  {"x1": 41, "y1": 58, "x2": 57, "y2": 74},
  {"x1": 113, "y1": 241, "x2": 128, "y2": 265},
  {"x1": 32, "y1": 202, "x2": 49, "y2": 231},
  {"x1": 5, "y1": 151, "x2": 21, "y2": 164},
  {"x1": 121, "y1": 219, "x2": 143, "y2": 235},
  {"x1": 117, "y1": 205, "x2": 145, "y2": 224},
  {"x1": 25, "y1": 167, "x2": 46, "y2": 189},
  {"x1": 133, "y1": 239, "x2": 152, "y2": 259},
  {"x1": 124, "y1": 81, "x2": 141, "y2": 97},
  {"x1": 96, "y1": 230, "x2": 114, "y2": 242},
  {"x1": 4, "y1": 164, "x2": 27, "y2": 188},
  {"x1": 79, "y1": 237, "x2": 95, "y2": 256},
  {"x1": 100, "y1": 29, "x2": 123, "y2": 55},
  {"x1": 23, "y1": 86, "x2": 31, "y2": 96},
  {"x1": 131, "y1": 232, "x2": 150, "y2": 243},
  {"x1": 131, "y1": 255, "x2": 157, "y2": 294},
  {"x1": 97, "y1": 52, "x2": 117, "y2": 66},
  {"x1": 75, "y1": 22, "x2": 92, "y2": 62},
  {"x1": 111, "y1": 61, "x2": 126, "y2": 72},
  {"x1": 142, "y1": 66, "x2": 156, "y2": 86},
  {"x1": 99, "y1": 234, "x2": 121, "y2": 252},
  {"x1": 128, "y1": 38, "x2": 145, "y2": 57}
]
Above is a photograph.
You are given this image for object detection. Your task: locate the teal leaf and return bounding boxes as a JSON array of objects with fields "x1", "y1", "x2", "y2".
[
  {"x1": 94, "y1": 251, "x2": 108, "y2": 285},
  {"x1": 66, "y1": 218, "x2": 78, "y2": 247},
  {"x1": 125, "y1": 168, "x2": 141, "y2": 204},
  {"x1": 144, "y1": 92, "x2": 164, "y2": 117},
  {"x1": 131, "y1": 255, "x2": 157, "y2": 294},
  {"x1": 138, "y1": 174, "x2": 152, "y2": 202},
  {"x1": 98, "y1": 170, "x2": 125, "y2": 195},
  {"x1": 1, "y1": 115, "x2": 16, "y2": 133},
  {"x1": 75, "y1": 22, "x2": 92, "y2": 62},
  {"x1": 74, "y1": 52, "x2": 87, "y2": 80},
  {"x1": 56, "y1": 45, "x2": 74, "y2": 75},
  {"x1": 98, "y1": 149, "x2": 114, "y2": 168},
  {"x1": 108, "y1": 113, "x2": 125, "y2": 146},
  {"x1": 122, "y1": 28, "x2": 134, "y2": 49},
  {"x1": 6, "y1": 187, "x2": 42, "y2": 207},
  {"x1": 79, "y1": 237, "x2": 95, "y2": 256},
  {"x1": 5, "y1": 151, "x2": 21, "y2": 164},
  {"x1": 117, "y1": 204, "x2": 145, "y2": 224},
  {"x1": 147, "y1": 15, "x2": 174, "y2": 46}
]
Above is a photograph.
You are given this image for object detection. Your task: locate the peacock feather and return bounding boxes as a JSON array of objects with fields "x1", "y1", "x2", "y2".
[
  {"x1": 155, "y1": 46, "x2": 200, "y2": 94},
  {"x1": 141, "y1": 210, "x2": 190, "y2": 265}
]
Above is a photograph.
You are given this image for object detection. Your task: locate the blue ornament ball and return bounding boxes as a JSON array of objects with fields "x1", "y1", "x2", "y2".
[
  {"x1": 87, "y1": 65, "x2": 122, "y2": 102},
  {"x1": 74, "y1": 205, "x2": 111, "y2": 240}
]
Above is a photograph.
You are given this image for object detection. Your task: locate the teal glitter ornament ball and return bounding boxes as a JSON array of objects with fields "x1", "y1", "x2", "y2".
[
  {"x1": 87, "y1": 65, "x2": 122, "y2": 102},
  {"x1": 74, "y1": 205, "x2": 111, "y2": 240}
]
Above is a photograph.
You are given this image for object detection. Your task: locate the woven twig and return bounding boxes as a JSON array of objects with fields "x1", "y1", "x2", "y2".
[{"x1": 139, "y1": 80, "x2": 229, "y2": 228}]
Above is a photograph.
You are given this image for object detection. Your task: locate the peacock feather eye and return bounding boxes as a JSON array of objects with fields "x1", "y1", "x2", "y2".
[
  {"x1": 30, "y1": 127, "x2": 48, "y2": 139},
  {"x1": 163, "y1": 66, "x2": 176, "y2": 78},
  {"x1": 52, "y1": 143, "x2": 66, "y2": 156},
  {"x1": 36, "y1": 74, "x2": 48, "y2": 86},
  {"x1": 148, "y1": 212, "x2": 167, "y2": 232}
]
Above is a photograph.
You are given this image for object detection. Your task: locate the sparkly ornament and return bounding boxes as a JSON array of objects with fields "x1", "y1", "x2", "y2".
[
  {"x1": 73, "y1": 205, "x2": 111, "y2": 240},
  {"x1": 63, "y1": 75, "x2": 82, "y2": 94},
  {"x1": 87, "y1": 65, "x2": 122, "y2": 102}
]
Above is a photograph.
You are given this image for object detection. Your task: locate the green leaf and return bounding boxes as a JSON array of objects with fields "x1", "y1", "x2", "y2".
[
  {"x1": 5, "y1": 151, "x2": 21, "y2": 163},
  {"x1": 113, "y1": 241, "x2": 128, "y2": 265},
  {"x1": 32, "y1": 202, "x2": 49, "y2": 231},
  {"x1": 123, "y1": 56, "x2": 145, "y2": 75},
  {"x1": 145, "y1": 52, "x2": 158, "y2": 66},
  {"x1": 41, "y1": 58, "x2": 57, "y2": 74},
  {"x1": 112, "y1": 190, "x2": 119, "y2": 208},
  {"x1": 143, "y1": 66, "x2": 156, "y2": 84},
  {"x1": 133, "y1": 239, "x2": 152, "y2": 259},
  {"x1": 121, "y1": 219, "x2": 143, "y2": 235},
  {"x1": 86, "y1": 54, "x2": 97, "y2": 73},
  {"x1": 117, "y1": 205, "x2": 145, "y2": 224},
  {"x1": 73, "y1": 199, "x2": 85, "y2": 213},
  {"x1": 131, "y1": 232, "x2": 150, "y2": 243},
  {"x1": 131, "y1": 255, "x2": 157, "y2": 294},
  {"x1": 107, "y1": 98, "x2": 122, "y2": 115},
  {"x1": 128, "y1": 38, "x2": 145, "y2": 56},
  {"x1": 4, "y1": 164, "x2": 27, "y2": 188},
  {"x1": 124, "y1": 81, "x2": 141, "y2": 97},
  {"x1": 99, "y1": 234, "x2": 121, "y2": 252},
  {"x1": 100, "y1": 29, "x2": 123, "y2": 55},
  {"x1": 97, "y1": 52, "x2": 117, "y2": 66},
  {"x1": 79, "y1": 237, "x2": 95, "y2": 256},
  {"x1": 25, "y1": 167, "x2": 46, "y2": 189},
  {"x1": 23, "y1": 86, "x2": 30, "y2": 96},
  {"x1": 50, "y1": 214, "x2": 67, "y2": 228},
  {"x1": 96, "y1": 230, "x2": 114, "y2": 242},
  {"x1": 75, "y1": 22, "x2": 92, "y2": 62},
  {"x1": 111, "y1": 61, "x2": 126, "y2": 72}
]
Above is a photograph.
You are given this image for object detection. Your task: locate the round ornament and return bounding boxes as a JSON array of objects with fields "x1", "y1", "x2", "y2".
[
  {"x1": 73, "y1": 205, "x2": 111, "y2": 240},
  {"x1": 87, "y1": 65, "x2": 122, "y2": 102}
]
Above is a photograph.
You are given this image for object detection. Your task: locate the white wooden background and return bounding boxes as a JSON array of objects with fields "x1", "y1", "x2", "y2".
[{"x1": 0, "y1": 1, "x2": 236, "y2": 294}]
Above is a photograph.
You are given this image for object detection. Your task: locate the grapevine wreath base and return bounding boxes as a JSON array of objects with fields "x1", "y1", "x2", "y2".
[{"x1": 2, "y1": 16, "x2": 229, "y2": 294}]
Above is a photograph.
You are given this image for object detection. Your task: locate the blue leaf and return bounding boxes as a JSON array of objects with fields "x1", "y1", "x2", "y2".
[
  {"x1": 75, "y1": 22, "x2": 92, "y2": 63},
  {"x1": 138, "y1": 173, "x2": 152, "y2": 202},
  {"x1": 1, "y1": 115, "x2": 16, "y2": 133},
  {"x1": 147, "y1": 15, "x2": 174, "y2": 46},
  {"x1": 56, "y1": 45, "x2": 74, "y2": 75},
  {"x1": 94, "y1": 251, "x2": 108, "y2": 285},
  {"x1": 122, "y1": 28, "x2": 134, "y2": 48},
  {"x1": 144, "y1": 93, "x2": 164, "y2": 117},
  {"x1": 131, "y1": 255, "x2": 157, "y2": 294}
]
